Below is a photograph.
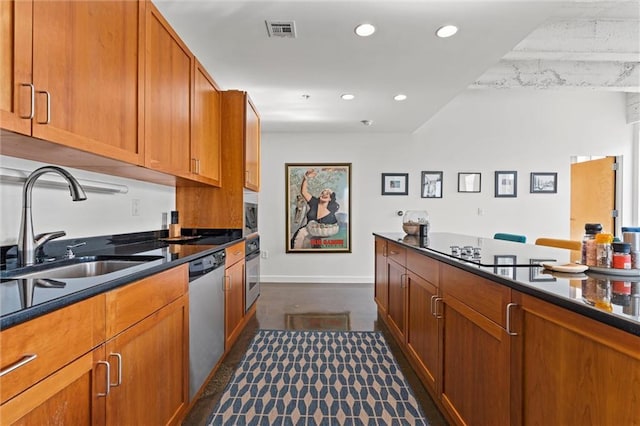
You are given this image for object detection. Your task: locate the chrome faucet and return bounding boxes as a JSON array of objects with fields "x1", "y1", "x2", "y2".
[{"x1": 18, "y1": 166, "x2": 87, "y2": 266}]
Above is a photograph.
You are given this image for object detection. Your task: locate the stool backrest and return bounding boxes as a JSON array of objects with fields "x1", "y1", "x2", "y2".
[{"x1": 493, "y1": 233, "x2": 527, "y2": 243}]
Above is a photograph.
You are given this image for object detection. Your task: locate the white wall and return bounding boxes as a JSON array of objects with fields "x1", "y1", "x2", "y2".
[
  {"x1": 0, "y1": 156, "x2": 175, "y2": 245},
  {"x1": 259, "y1": 90, "x2": 634, "y2": 284}
]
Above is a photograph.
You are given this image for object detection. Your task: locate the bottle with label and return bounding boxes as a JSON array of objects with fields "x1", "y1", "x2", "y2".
[
  {"x1": 612, "y1": 242, "x2": 632, "y2": 270},
  {"x1": 581, "y1": 223, "x2": 602, "y2": 266},
  {"x1": 595, "y1": 233, "x2": 613, "y2": 268}
]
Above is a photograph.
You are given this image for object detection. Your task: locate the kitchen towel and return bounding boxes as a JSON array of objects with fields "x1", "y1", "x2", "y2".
[{"x1": 206, "y1": 329, "x2": 428, "y2": 425}]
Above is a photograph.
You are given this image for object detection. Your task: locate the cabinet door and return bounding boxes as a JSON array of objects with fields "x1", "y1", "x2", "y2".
[
  {"x1": 144, "y1": 2, "x2": 192, "y2": 176},
  {"x1": 244, "y1": 96, "x2": 260, "y2": 191},
  {"x1": 191, "y1": 61, "x2": 222, "y2": 186},
  {"x1": 406, "y1": 271, "x2": 440, "y2": 394},
  {"x1": 514, "y1": 292, "x2": 640, "y2": 425},
  {"x1": 387, "y1": 259, "x2": 406, "y2": 343},
  {"x1": 441, "y1": 295, "x2": 512, "y2": 425},
  {"x1": 374, "y1": 237, "x2": 388, "y2": 314},
  {"x1": 0, "y1": 348, "x2": 106, "y2": 426},
  {"x1": 105, "y1": 296, "x2": 188, "y2": 426},
  {"x1": 30, "y1": 0, "x2": 143, "y2": 164},
  {"x1": 0, "y1": 0, "x2": 32, "y2": 135},
  {"x1": 225, "y1": 259, "x2": 245, "y2": 349}
]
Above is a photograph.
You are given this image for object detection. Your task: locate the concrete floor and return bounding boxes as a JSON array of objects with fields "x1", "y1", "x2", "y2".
[{"x1": 182, "y1": 282, "x2": 448, "y2": 426}]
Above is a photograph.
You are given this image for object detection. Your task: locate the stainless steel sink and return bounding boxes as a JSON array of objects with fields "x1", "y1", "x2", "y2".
[{"x1": 2, "y1": 255, "x2": 164, "y2": 279}]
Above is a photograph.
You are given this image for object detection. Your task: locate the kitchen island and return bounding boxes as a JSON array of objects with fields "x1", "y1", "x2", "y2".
[{"x1": 374, "y1": 232, "x2": 639, "y2": 426}]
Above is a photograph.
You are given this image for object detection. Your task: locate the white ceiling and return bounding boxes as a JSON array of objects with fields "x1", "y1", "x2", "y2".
[{"x1": 153, "y1": 1, "x2": 640, "y2": 134}]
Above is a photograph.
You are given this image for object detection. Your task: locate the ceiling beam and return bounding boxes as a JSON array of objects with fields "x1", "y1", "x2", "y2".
[{"x1": 471, "y1": 59, "x2": 639, "y2": 92}]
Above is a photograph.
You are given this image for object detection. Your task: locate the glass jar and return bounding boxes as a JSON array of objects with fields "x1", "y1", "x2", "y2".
[
  {"x1": 595, "y1": 233, "x2": 613, "y2": 268},
  {"x1": 581, "y1": 223, "x2": 602, "y2": 266},
  {"x1": 402, "y1": 210, "x2": 429, "y2": 236}
]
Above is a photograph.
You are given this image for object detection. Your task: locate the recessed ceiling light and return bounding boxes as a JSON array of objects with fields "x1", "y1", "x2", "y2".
[
  {"x1": 341, "y1": 93, "x2": 355, "y2": 101},
  {"x1": 436, "y1": 25, "x2": 458, "y2": 38},
  {"x1": 394, "y1": 94, "x2": 407, "y2": 101},
  {"x1": 361, "y1": 120, "x2": 373, "y2": 126},
  {"x1": 354, "y1": 23, "x2": 375, "y2": 37}
]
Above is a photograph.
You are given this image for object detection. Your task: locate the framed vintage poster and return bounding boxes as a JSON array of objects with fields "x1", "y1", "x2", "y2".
[
  {"x1": 286, "y1": 163, "x2": 351, "y2": 253},
  {"x1": 530, "y1": 172, "x2": 557, "y2": 193}
]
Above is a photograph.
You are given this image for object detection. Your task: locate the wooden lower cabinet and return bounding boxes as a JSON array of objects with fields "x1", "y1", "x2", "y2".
[
  {"x1": 513, "y1": 291, "x2": 640, "y2": 425},
  {"x1": 441, "y1": 294, "x2": 513, "y2": 425},
  {"x1": 105, "y1": 296, "x2": 188, "y2": 425},
  {"x1": 386, "y1": 259, "x2": 406, "y2": 343},
  {"x1": 225, "y1": 255, "x2": 245, "y2": 350},
  {"x1": 405, "y1": 271, "x2": 440, "y2": 394},
  {"x1": 0, "y1": 348, "x2": 105, "y2": 426},
  {"x1": 374, "y1": 237, "x2": 388, "y2": 315}
]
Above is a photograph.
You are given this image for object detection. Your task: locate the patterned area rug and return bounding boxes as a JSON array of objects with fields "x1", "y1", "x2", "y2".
[{"x1": 207, "y1": 330, "x2": 428, "y2": 425}]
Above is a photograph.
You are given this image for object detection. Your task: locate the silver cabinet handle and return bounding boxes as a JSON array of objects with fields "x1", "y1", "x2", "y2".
[
  {"x1": 0, "y1": 354, "x2": 37, "y2": 377},
  {"x1": 430, "y1": 295, "x2": 438, "y2": 317},
  {"x1": 196, "y1": 159, "x2": 201, "y2": 174},
  {"x1": 96, "y1": 360, "x2": 111, "y2": 397},
  {"x1": 506, "y1": 302, "x2": 518, "y2": 336},
  {"x1": 108, "y1": 353, "x2": 123, "y2": 386},
  {"x1": 36, "y1": 90, "x2": 51, "y2": 124},
  {"x1": 433, "y1": 297, "x2": 444, "y2": 319},
  {"x1": 19, "y1": 83, "x2": 35, "y2": 119}
]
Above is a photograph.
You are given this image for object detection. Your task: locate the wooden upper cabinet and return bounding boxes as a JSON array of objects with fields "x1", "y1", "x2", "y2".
[
  {"x1": 191, "y1": 60, "x2": 222, "y2": 187},
  {"x1": 0, "y1": 0, "x2": 33, "y2": 136},
  {"x1": 244, "y1": 96, "x2": 260, "y2": 191},
  {"x1": 0, "y1": 0, "x2": 145, "y2": 164},
  {"x1": 144, "y1": 2, "x2": 193, "y2": 177}
]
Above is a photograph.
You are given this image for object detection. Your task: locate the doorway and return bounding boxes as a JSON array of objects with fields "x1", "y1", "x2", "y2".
[{"x1": 570, "y1": 156, "x2": 617, "y2": 241}]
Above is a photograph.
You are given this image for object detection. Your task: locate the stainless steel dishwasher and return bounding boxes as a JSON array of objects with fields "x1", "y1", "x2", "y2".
[{"x1": 188, "y1": 250, "x2": 226, "y2": 401}]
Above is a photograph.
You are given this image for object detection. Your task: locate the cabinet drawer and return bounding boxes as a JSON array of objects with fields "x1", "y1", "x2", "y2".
[
  {"x1": 0, "y1": 295, "x2": 105, "y2": 403},
  {"x1": 225, "y1": 241, "x2": 245, "y2": 266},
  {"x1": 441, "y1": 264, "x2": 511, "y2": 327},
  {"x1": 406, "y1": 250, "x2": 440, "y2": 286},
  {"x1": 106, "y1": 265, "x2": 187, "y2": 338},
  {"x1": 387, "y1": 242, "x2": 406, "y2": 267}
]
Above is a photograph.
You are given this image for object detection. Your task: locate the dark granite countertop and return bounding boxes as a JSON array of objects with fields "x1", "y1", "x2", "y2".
[
  {"x1": 375, "y1": 232, "x2": 640, "y2": 337},
  {"x1": 0, "y1": 230, "x2": 244, "y2": 330}
]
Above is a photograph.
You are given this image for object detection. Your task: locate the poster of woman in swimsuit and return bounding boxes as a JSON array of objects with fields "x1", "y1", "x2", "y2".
[{"x1": 286, "y1": 163, "x2": 351, "y2": 253}]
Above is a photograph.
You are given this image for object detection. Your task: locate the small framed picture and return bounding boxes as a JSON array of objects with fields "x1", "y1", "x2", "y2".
[
  {"x1": 529, "y1": 259, "x2": 557, "y2": 282},
  {"x1": 495, "y1": 171, "x2": 517, "y2": 198},
  {"x1": 494, "y1": 255, "x2": 516, "y2": 279},
  {"x1": 382, "y1": 173, "x2": 409, "y2": 195},
  {"x1": 458, "y1": 172, "x2": 481, "y2": 193},
  {"x1": 421, "y1": 171, "x2": 443, "y2": 198},
  {"x1": 530, "y1": 172, "x2": 557, "y2": 193}
]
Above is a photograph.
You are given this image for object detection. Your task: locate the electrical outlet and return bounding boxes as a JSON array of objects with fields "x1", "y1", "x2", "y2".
[
  {"x1": 132, "y1": 199, "x2": 140, "y2": 216},
  {"x1": 261, "y1": 250, "x2": 268, "y2": 259},
  {"x1": 477, "y1": 207, "x2": 484, "y2": 216}
]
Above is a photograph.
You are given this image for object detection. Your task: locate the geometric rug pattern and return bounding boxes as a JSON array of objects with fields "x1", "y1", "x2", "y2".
[{"x1": 207, "y1": 330, "x2": 428, "y2": 425}]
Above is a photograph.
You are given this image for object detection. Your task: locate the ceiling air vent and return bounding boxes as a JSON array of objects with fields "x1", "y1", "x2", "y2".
[{"x1": 265, "y1": 21, "x2": 296, "y2": 38}]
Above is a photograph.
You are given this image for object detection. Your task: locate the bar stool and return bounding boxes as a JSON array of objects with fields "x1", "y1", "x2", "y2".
[
  {"x1": 493, "y1": 233, "x2": 527, "y2": 243},
  {"x1": 535, "y1": 237, "x2": 581, "y2": 251}
]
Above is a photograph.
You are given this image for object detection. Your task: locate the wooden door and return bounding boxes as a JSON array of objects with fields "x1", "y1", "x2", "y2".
[
  {"x1": 386, "y1": 259, "x2": 406, "y2": 343},
  {"x1": 570, "y1": 157, "x2": 616, "y2": 239},
  {"x1": 105, "y1": 296, "x2": 188, "y2": 426},
  {"x1": 440, "y1": 295, "x2": 512, "y2": 425},
  {"x1": 0, "y1": 348, "x2": 106, "y2": 426},
  {"x1": 0, "y1": 0, "x2": 32, "y2": 135},
  {"x1": 374, "y1": 237, "x2": 389, "y2": 315},
  {"x1": 244, "y1": 96, "x2": 260, "y2": 191},
  {"x1": 406, "y1": 271, "x2": 440, "y2": 394},
  {"x1": 225, "y1": 259, "x2": 245, "y2": 349},
  {"x1": 192, "y1": 61, "x2": 222, "y2": 186},
  {"x1": 144, "y1": 2, "x2": 192, "y2": 176},
  {"x1": 514, "y1": 292, "x2": 640, "y2": 425},
  {"x1": 30, "y1": 0, "x2": 143, "y2": 164}
]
